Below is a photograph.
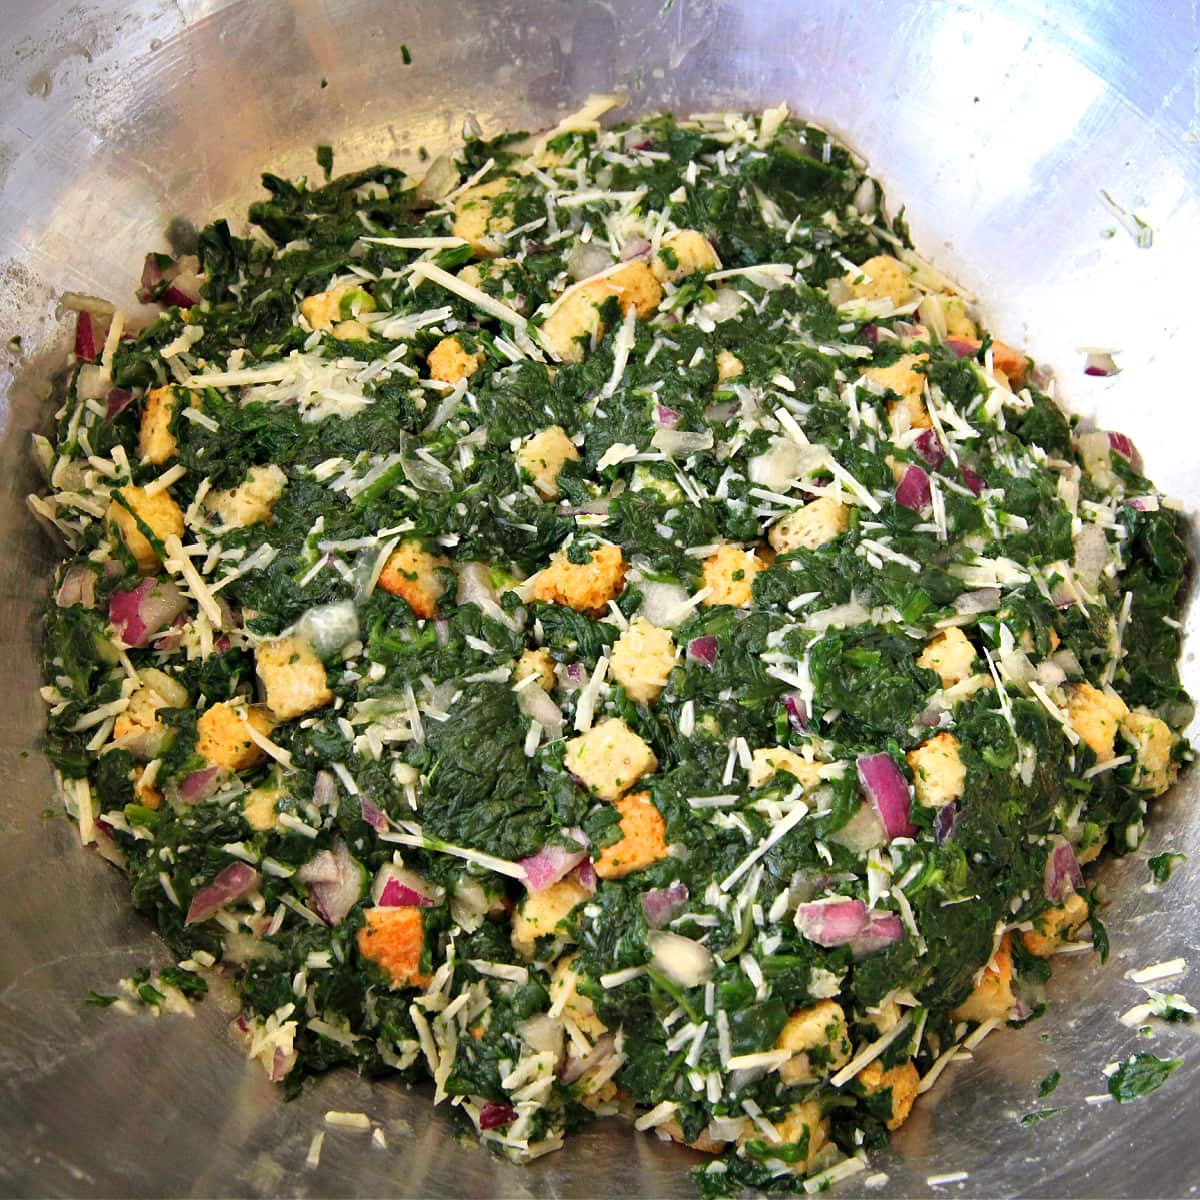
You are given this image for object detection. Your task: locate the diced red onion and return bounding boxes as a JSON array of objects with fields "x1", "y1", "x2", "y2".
[
  {"x1": 1107, "y1": 432, "x2": 1142, "y2": 473},
  {"x1": 297, "y1": 850, "x2": 340, "y2": 885},
  {"x1": 895, "y1": 465, "x2": 931, "y2": 514},
  {"x1": 74, "y1": 311, "x2": 100, "y2": 361},
  {"x1": 179, "y1": 765, "x2": 224, "y2": 805},
  {"x1": 479, "y1": 1102, "x2": 516, "y2": 1130},
  {"x1": 109, "y1": 578, "x2": 187, "y2": 648},
  {"x1": 269, "y1": 1045, "x2": 297, "y2": 1082},
  {"x1": 56, "y1": 563, "x2": 96, "y2": 610},
  {"x1": 105, "y1": 388, "x2": 134, "y2": 421},
  {"x1": 783, "y1": 692, "x2": 809, "y2": 732},
  {"x1": 945, "y1": 336, "x2": 977, "y2": 359},
  {"x1": 359, "y1": 796, "x2": 388, "y2": 832},
  {"x1": 961, "y1": 466, "x2": 985, "y2": 496},
  {"x1": 642, "y1": 881, "x2": 689, "y2": 928},
  {"x1": 520, "y1": 833, "x2": 588, "y2": 892},
  {"x1": 849, "y1": 912, "x2": 905, "y2": 959},
  {"x1": 374, "y1": 864, "x2": 436, "y2": 907},
  {"x1": 93, "y1": 818, "x2": 126, "y2": 868},
  {"x1": 934, "y1": 801, "x2": 960, "y2": 844},
  {"x1": 571, "y1": 857, "x2": 597, "y2": 894},
  {"x1": 862, "y1": 323, "x2": 879, "y2": 346},
  {"x1": 687, "y1": 636, "x2": 718, "y2": 667},
  {"x1": 138, "y1": 252, "x2": 202, "y2": 308},
  {"x1": 913, "y1": 428, "x2": 945, "y2": 469},
  {"x1": 621, "y1": 237, "x2": 652, "y2": 261},
  {"x1": 857, "y1": 753, "x2": 917, "y2": 840},
  {"x1": 655, "y1": 403, "x2": 682, "y2": 428},
  {"x1": 563, "y1": 662, "x2": 587, "y2": 691},
  {"x1": 1044, "y1": 836, "x2": 1084, "y2": 904},
  {"x1": 138, "y1": 253, "x2": 166, "y2": 302},
  {"x1": 953, "y1": 588, "x2": 1001, "y2": 615},
  {"x1": 793, "y1": 897, "x2": 868, "y2": 947},
  {"x1": 303, "y1": 839, "x2": 362, "y2": 926},
  {"x1": 1125, "y1": 496, "x2": 1153, "y2": 512},
  {"x1": 185, "y1": 862, "x2": 260, "y2": 925},
  {"x1": 378, "y1": 879, "x2": 435, "y2": 908},
  {"x1": 1084, "y1": 350, "x2": 1120, "y2": 378},
  {"x1": 313, "y1": 770, "x2": 338, "y2": 810}
]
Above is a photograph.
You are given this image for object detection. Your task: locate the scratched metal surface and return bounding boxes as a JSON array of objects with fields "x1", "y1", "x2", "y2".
[{"x1": 0, "y1": 1, "x2": 1197, "y2": 1195}]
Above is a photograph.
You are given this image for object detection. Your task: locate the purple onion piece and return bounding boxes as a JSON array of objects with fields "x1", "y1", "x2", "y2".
[
  {"x1": 687, "y1": 636, "x2": 718, "y2": 667},
  {"x1": 913, "y1": 428, "x2": 946, "y2": 469},
  {"x1": 1107, "y1": 431, "x2": 1142, "y2": 473},
  {"x1": 783, "y1": 692, "x2": 809, "y2": 732},
  {"x1": 185, "y1": 862, "x2": 260, "y2": 925},
  {"x1": 934, "y1": 801, "x2": 960, "y2": 844},
  {"x1": 74, "y1": 311, "x2": 99, "y2": 361},
  {"x1": 857, "y1": 753, "x2": 917, "y2": 840},
  {"x1": 641, "y1": 881, "x2": 689, "y2": 928},
  {"x1": 895, "y1": 465, "x2": 931, "y2": 513},
  {"x1": 849, "y1": 912, "x2": 905, "y2": 959},
  {"x1": 479, "y1": 1102, "x2": 516, "y2": 1130},
  {"x1": 1044, "y1": 836, "x2": 1084, "y2": 903},
  {"x1": 961, "y1": 466, "x2": 986, "y2": 496},
  {"x1": 793, "y1": 897, "x2": 868, "y2": 947}
]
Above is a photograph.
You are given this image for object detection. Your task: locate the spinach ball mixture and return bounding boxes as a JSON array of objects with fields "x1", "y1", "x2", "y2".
[{"x1": 32, "y1": 97, "x2": 1192, "y2": 1195}]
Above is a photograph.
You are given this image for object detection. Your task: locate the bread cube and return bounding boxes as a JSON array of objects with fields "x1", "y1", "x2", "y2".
[
  {"x1": 563, "y1": 717, "x2": 658, "y2": 801},
  {"x1": 917, "y1": 627, "x2": 977, "y2": 688},
  {"x1": 204, "y1": 464, "x2": 287, "y2": 529},
  {"x1": 775, "y1": 1000, "x2": 852, "y2": 1085},
  {"x1": 452, "y1": 177, "x2": 514, "y2": 252},
  {"x1": 856, "y1": 1059, "x2": 920, "y2": 1131},
  {"x1": 652, "y1": 229, "x2": 719, "y2": 283},
  {"x1": 610, "y1": 618, "x2": 678, "y2": 704},
  {"x1": 700, "y1": 545, "x2": 765, "y2": 608},
  {"x1": 195, "y1": 701, "x2": 275, "y2": 771},
  {"x1": 511, "y1": 875, "x2": 590, "y2": 960},
  {"x1": 861, "y1": 353, "x2": 931, "y2": 433},
  {"x1": 516, "y1": 425, "x2": 580, "y2": 499},
  {"x1": 108, "y1": 485, "x2": 185, "y2": 575},
  {"x1": 140, "y1": 385, "x2": 184, "y2": 464},
  {"x1": 846, "y1": 255, "x2": 914, "y2": 307},
  {"x1": 427, "y1": 335, "x2": 484, "y2": 387},
  {"x1": 515, "y1": 647, "x2": 556, "y2": 692},
  {"x1": 255, "y1": 634, "x2": 333, "y2": 721},
  {"x1": 1066, "y1": 683, "x2": 1128, "y2": 762},
  {"x1": 748, "y1": 747, "x2": 823, "y2": 792},
  {"x1": 952, "y1": 932, "x2": 1016, "y2": 1023},
  {"x1": 378, "y1": 539, "x2": 450, "y2": 620},
  {"x1": 594, "y1": 791, "x2": 668, "y2": 880},
  {"x1": 716, "y1": 349, "x2": 744, "y2": 383},
  {"x1": 357, "y1": 906, "x2": 431, "y2": 988},
  {"x1": 531, "y1": 543, "x2": 625, "y2": 616},
  {"x1": 906, "y1": 732, "x2": 965, "y2": 808},
  {"x1": 1120, "y1": 708, "x2": 1178, "y2": 796},
  {"x1": 1023, "y1": 892, "x2": 1089, "y2": 958},
  {"x1": 768, "y1": 497, "x2": 850, "y2": 555},
  {"x1": 300, "y1": 284, "x2": 376, "y2": 331}
]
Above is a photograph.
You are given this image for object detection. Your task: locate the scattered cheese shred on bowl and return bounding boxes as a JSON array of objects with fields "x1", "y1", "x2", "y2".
[{"x1": 31, "y1": 96, "x2": 1192, "y2": 1198}]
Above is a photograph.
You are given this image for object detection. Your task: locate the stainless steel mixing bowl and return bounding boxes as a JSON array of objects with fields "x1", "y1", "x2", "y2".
[{"x1": 1, "y1": 1, "x2": 1197, "y2": 1195}]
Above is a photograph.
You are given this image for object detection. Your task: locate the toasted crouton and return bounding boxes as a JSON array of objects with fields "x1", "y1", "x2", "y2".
[
  {"x1": 300, "y1": 284, "x2": 376, "y2": 331},
  {"x1": 516, "y1": 425, "x2": 580, "y2": 499},
  {"x1": 1120, "y1": 708, "x2": 1178, "y2": 796},
  {"x1": 1066, "y1": 683, "x2": 1128, "y2": 763},
  {"x1": 906, "y1": 732, "x2": 965, "y2": 808},
  {"x1": 917, "y1": 627, "x2": 977, "y2": 688},
  {"x1": 1023, "y1": 892, "x2": 1089, "y2": 958},
  {"x1": 739, "y1": 1100, "x2": 828, "y2": 1172},
  {"x1": 204, "y1": 464, "x2": 287, "y2": 529},
  {"x1": 427, "y1": 335, "x2": 484, "y2": 387},
  {"x1": 195, "y1": 701, "x2": 275, "y2": 771},
  {"x1": 452, "y1": 177, "x2": 514, "y2": 252},
  {"x1": 255, "y1": 634, "x2": 333, "y2": 721},
  {"x1": 716, "y1": 349, "x2": 744, "y2": 383},
  {"x1": 610, "y1": 618, "x2": 678, "y2": 705},
  {"x1": 846, "y1": 255, "x2": 914, "y2": 307},
  {"x1": 768, "y1": 497, "x2": 850, "y2": 555},
  {"x1": 378, "y1": 540, "x2": 450, "y2": 620},
  {"x1": 139, "y1": 385, "x2": 184, "y2": 464},
  {"x1": 108, "y1": 485, "x2": 185, "y2": 575},
  {"x1": 531, "y1": 543, "x2": 625, "y2": 616},
  {"x1": 748, "y1": 747, "x2": 824, "y2": 792},
  {"x1": 652, "y1": 229, "x2": 720, "y2": 283},
  {"x1": 357, "y1": 907, "x2": 431, "y2": 988},
  {"x1": 862, "y1": 353, "x2": 931, "y2": 435},
  {"x1": 594, "y1": 791, "x2": 668, "y2": 880},
  {"x1": 952, "y1": 933, "x2": 1016, "y2": 1023},
  {"x1": 515, "y1": 647, "x2": 556, "y2": 692},
  {"x1": 775, "y1": 1000, "x2": 852, "y2": 1085},
  {"x1": 564, "y1": 717, "x2": 658, "y2": 801},
  {"x1": 857, "y1": 1059, "x2": 920, "y2": 1131},
  {"x1": 539, "y1": 263, "x2": 662, "y2": 362},
  {"x1": 700, "y1": 545, "x2": 764, "y2": 608},
  {"x1": 511, "y1": 876, "x2": 590, "y2": 959}
]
